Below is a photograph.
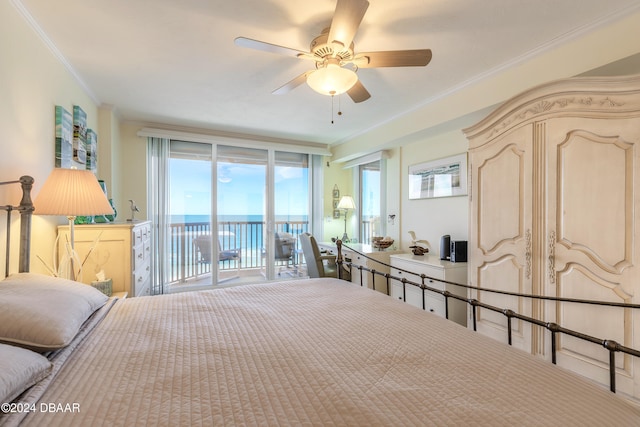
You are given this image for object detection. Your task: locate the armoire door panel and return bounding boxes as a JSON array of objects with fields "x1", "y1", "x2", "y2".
[
  {"x1": 477, "y1": 143, "x2": 527, "y2": 255},
  {"x1": 544, "y1": 116, "x2": 640, "y2": 395},
  {"x1": 475, "y1": 255, "x2": 528, "y2": 347},
  {"x1": 555, "y1": 264, "x2": 631, "y2": 372},
  {"x1": 554, "y1": 129, "x2": 634, "y2": 274},
  {"x1": 469, "y1": 124, "x2": 533, "y2": 350}
]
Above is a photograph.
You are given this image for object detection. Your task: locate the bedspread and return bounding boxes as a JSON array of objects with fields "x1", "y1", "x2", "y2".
[{"x1": 13, "y1": 279, "x2": 640, "y2": 426}]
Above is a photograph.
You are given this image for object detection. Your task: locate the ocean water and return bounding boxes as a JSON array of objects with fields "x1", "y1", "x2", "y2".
[
  {"x1": 170, "y1": 214, "x2": 308, "y2": 224},
  {"x1": 170, "y1": 214, "x2": 309, "y2": 252}
]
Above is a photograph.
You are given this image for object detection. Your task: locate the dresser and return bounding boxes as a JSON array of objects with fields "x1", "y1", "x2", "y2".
[
  {"x1": 57, "y1": 221, "x2": 152, "y2": 297},
  {"x1": 317, "y1": 242, "x2": 402, "y2": 294},
  {"x1": 389, "y1": 254, "x2": 467, "y2": 326}
]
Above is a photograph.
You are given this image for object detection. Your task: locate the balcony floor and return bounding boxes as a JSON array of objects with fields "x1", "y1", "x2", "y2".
[{"x1": 167, "y1": 265, "x2": 308, "y2": 294}]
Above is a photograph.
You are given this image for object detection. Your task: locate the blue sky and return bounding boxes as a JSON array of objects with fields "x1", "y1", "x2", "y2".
[{"x1": 170, "y1": 158, "x2": 308, "y2": 217}]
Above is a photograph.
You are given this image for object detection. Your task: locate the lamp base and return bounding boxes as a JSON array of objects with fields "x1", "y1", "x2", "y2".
[{"x1": 342, "y1": 233, "x2": 350, "y2": 243}]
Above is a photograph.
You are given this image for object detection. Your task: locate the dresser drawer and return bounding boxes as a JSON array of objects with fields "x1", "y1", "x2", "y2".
[
  {"x1": 133, "y1": 244, "x2": 145, "y2": 271},
  {"x1": 134, "y1": 273, "x2": 151, "y2": 297},
  {"x1": 391, "y1": 258, "x2": 445, "y2": 280},
  {"x1": 133, "y1": 259, "x2": 151, "y2": 295},
  {"x1": 425, "y1": 293, "x2": 446, "y2": 317},
  {"x1": 390, "y1": 281, "x2": 423, "y2": 309},
  {"x1": 390, "y1": 254, "x2": 468, "y2": 326}
]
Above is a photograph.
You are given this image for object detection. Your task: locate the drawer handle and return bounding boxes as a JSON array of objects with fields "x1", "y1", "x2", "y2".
[
  {"x1": 146, "y1": 266, "x2": 150, "y2": 271},
  {"x1": 138, "y1": 276, "x2": 143, "y2": 282},
  {"x1": 429, "y1": 309, "x2": 434, "y2": 312},
  {"x1": 138, "y1": 253, "x2": 143, "y2": 259}
]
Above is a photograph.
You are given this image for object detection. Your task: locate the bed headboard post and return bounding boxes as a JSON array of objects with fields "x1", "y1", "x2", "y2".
[{"x1": 18, "y1": 176, "x2": 34, "y2": 273}]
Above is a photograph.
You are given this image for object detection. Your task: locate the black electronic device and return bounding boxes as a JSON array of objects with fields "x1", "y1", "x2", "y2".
[
  {"x1": 450, "y1": 240, "x2": 468, "y2": 263},
  {"x1": 440, "y1": 235, "x2": 451, "y2": 260}
]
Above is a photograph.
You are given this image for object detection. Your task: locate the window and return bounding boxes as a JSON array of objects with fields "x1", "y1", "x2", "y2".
[{"x1": 359, "y1": 160, "x2": 384, "y2": 244}]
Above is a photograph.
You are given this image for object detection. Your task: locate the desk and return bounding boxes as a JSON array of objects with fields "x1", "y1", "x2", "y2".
[{"x1": 318, "y1": 242, "x2": 403, "y2": 294}]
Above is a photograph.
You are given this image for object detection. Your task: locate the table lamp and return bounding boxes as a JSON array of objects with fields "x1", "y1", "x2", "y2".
[
  {"x1": 337, "y1": 195, "x2": 356, "y2": 242},
  {"x1": 34, "y1": 168, "x2": 114, "y2": 280}
]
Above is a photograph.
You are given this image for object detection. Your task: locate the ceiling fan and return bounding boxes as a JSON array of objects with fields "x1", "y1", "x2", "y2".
[{"x1": 234, "y1": 0, "x2": 432, "y2": 103}]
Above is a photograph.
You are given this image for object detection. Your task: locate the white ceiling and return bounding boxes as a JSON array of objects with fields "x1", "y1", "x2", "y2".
[{"x1": 17, "y1": 0, "x2": 640, "y2": 146}]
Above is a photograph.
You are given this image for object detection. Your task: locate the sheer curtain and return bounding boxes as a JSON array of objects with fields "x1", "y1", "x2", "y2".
[{"x1": 147, "y1": 137, "x2": 171, "y2": 295}]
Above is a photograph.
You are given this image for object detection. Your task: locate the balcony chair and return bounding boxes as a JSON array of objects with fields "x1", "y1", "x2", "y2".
[
  {"x1": 193, "y1": 234, "x2": 241, "y2": 280},
  {"x1": 299, "y1": 232, "x2": 350, "y2": 280},
  {"x1": 274, "y1": 232, "x2": 298, "y2": 276}
]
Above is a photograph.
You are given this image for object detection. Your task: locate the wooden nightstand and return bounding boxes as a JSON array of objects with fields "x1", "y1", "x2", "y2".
[{"x1": 112, "y1": 291, "x2": 128, "y2": 299}]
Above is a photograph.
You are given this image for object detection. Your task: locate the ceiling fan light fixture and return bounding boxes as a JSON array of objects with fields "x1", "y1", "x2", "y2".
[{"x1": 307, "y1": 63, "x2": 357, "y2": 96}]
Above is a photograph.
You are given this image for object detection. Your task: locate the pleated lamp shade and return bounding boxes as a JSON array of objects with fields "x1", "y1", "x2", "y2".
[
  {"x1": 34, "y1": 168, "x2": 114, "y2": 216},
  {"x1": 337, "y1": 195, "x2": 356, "y2": 210}
]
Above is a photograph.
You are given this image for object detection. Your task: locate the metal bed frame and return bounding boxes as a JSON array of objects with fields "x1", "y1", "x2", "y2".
[
  {"x1": 335, "y1": 240, "x2": 640, "y2": 395},
  {"x1": 0, "y1": 175, "x2": 33, "y2": 278}
]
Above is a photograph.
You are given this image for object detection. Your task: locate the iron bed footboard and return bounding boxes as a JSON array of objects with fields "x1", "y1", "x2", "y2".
[
  {"x1": 0, "y1": 175, "x2": 34, "y2": 277},
  {"x1": 334, "y1": 240, "x2": 640, "y2": 395}
]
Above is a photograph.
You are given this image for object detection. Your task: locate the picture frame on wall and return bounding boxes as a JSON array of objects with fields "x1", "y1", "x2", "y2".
[
  {"x1": 54, "y1": 105, "x2": 72, "y2": 168},
  {"x1": 408, "y1": 153, "x2": 468, "y2": 199},
  {"x1": 333, "y1": 209, "x2": 341, "y2": 219},
  {"x1": 72, "y1": 105, "x2": 87, "y2": 164},
  {"x1": 86, "y1": 129, "x2": 98, "y2": 174}
]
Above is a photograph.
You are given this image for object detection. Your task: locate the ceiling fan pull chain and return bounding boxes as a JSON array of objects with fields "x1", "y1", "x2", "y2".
[
  {"x1": 331, "y1": 94, "x2": 335, "y2": 124},
  {"x1": 338, "y1": 94, "x2": 343, "y2": 117}
]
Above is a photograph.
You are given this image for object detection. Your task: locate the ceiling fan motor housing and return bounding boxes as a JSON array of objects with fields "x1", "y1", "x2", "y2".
[{"x1": 310, "y1": 28, "x2": 354, "y2": 62}]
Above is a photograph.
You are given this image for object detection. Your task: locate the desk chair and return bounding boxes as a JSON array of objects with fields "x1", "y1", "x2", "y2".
[{"x1": 299, "y1": 233, "x2": 350, "y2": 280}]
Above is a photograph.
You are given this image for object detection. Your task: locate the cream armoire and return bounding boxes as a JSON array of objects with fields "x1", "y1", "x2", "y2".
[{"x1": 464, "y1": 74, "x2": 640, "y2": 400}]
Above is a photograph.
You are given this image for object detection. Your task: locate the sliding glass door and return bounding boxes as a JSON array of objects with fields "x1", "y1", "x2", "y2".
[
  {"x1": 167, "y1": 141, "x2": 214, "y2": 290},
  {"x1": 216, "y1": 146, "x2": 267, "y2": 284},
  {"x1": 273, "y1": 152, "x2": 309, "y2": 278},
  {"x1": 164, "y1": 141, "x2": 311, "y2": 291}
]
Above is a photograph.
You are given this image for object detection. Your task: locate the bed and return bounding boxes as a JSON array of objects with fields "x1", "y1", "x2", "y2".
[{"x1": 1, "y1": 177, "x2": 640, "y2": 426}]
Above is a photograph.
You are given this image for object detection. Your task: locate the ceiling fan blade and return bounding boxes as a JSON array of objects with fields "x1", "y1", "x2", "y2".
[
  {"x1": 328, "y1": 0, "x2": 369, "y2": 49},
  {"x1": 234, "y1": 37, "x2": 308, "y2": 58},
  {"x1": 272, "y1": 72, "x2": 312, "y2": 95},
  {"x1": 354, "y1": 49, "x2": 432, "y2": 68},
  {"x1": 347, "y1": 80, "x2": 371, "y2": 103}
]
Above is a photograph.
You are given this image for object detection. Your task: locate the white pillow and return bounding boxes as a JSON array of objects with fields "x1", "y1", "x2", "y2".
[
  {"x1": 0, "y1": 273, "x2": 108, "y2": 352},
  {"x1": 0, "y1": 343, "x2": 52, "y2": 402}
]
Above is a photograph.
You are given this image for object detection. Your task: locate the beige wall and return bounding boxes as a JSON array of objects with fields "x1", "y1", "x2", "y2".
[
  {"x1": 399, "y1": 131, "x2": 469, "y2": 257},
  {"x1": 331, "y1": 10, "x2": 640, "y2": 252},
  {"x1": 116, "y1": 123, "x2": 148, "y2": 222},
  {"x1": 322, "y1": 159, "x2": 353, "y2": 241},
  {"x1": 0, "y1": 1, "x2": 99, "y2": 274},
  {"x1": 4, "y1": 1, "x2": 640, "y2": 272}
]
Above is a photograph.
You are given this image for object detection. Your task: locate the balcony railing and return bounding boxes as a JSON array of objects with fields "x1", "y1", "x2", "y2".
[{"x1": 169, "y1": 221, "x2": 308, "y2": 284}]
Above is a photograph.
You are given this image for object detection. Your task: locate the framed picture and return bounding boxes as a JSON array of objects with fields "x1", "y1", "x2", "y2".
[
  {"x1": 333, "y1": 189, "x2": 340, "y2": 199},
  {"x1": 408, "y1": 153, "x2": 468, "y2": 199},
  {"x1": 54, "y1": 106, "x2": 72, "y2": 168},
  {"x1": 333, "y1": 199, "x2": 339, "y2": 209},
  {"x1": 333, "y1": 209, "x2": 341, "y2": 219}
]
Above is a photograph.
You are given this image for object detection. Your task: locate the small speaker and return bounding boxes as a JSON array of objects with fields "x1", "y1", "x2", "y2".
[
  {"x1": 450, "y1": 240, "x2": 467, "y2": 263},
  {"x1": 440, "y1": 235, "x2": 451, "y2": 260}
]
